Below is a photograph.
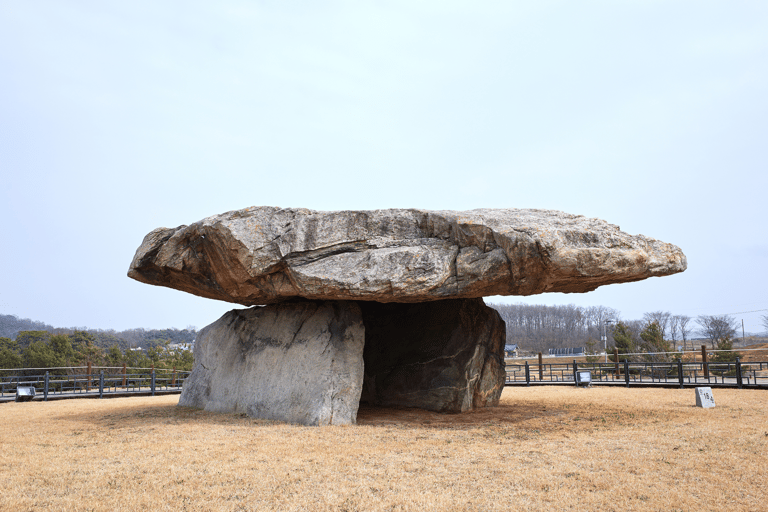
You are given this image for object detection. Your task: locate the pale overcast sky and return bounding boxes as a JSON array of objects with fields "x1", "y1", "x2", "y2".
[{"x1": 1, "y1": 1, "x2": 766, "y2": 333}]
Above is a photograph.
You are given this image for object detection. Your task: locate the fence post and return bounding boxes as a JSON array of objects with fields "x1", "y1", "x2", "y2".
[
  {"x1": 701, "y1": 345, "x2": 709, "y2": 379},
  {"x1": 538, "y1": 353, "x2": 543, "y2": 381},
  {"x1": 171, "y1": 367, "x2": 177, "y2": 387},
  {"x1": 99, "y1": 371, "x2": 104, "y2": 398},
  {"x1": 151, "y1": 368, "x2": 156, "y2": 396},
  {"x1": 122, "y1": 364, "x2": 127, "y2": 387},
  {"x1": 614, "y1": 348, "x2": 619, "y2": 376},
  {"x1": 624, "y1": 360, "x2": 630, "y2": 387},
  {"x1": 86, "y1": 361, "x2": 92, "y2": 392},
  {"x1": 677, "y1": 358, "x2": 684, "y2": 389},
  {"x1": 736, "y1": 358, "x2": 743, "y2": 389},
  {"x1": 44, "y1": 371, "x2": 49, "y2": 401},
  {"x1": 524, "y1": 361, "x2": 530, "y2": 386},
  {"x1": 572, "y1": 360, "x2": 578, "y2": 385}
]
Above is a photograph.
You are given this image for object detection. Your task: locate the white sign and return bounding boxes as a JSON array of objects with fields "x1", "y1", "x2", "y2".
[{"x1": 695, "y1": 387, "x2": 715, "y2": 408}]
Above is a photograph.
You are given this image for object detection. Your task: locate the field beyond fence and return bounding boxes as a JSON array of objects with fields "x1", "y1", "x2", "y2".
[{"x1": 1, "y1": 387, "x2": 766, "y2": 511}]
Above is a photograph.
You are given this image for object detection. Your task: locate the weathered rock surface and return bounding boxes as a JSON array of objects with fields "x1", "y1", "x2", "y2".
[
  {"x1": 178, "y1": 300, "x2": 364, "y2": 426},
  {"x1": 128, "y1": 207, "x2": 687, "y2": 305},
  {"x1": 178, "y1": 297, "x2": 505, "y2": 424},
  {"x1": 359, "y1": 298, "x2": 505, "y2": 413}
]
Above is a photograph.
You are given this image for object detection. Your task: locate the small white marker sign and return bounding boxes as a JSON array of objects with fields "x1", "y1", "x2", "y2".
[{"x1": 695, "y1": 387, "x2": 715, "y2": 408}]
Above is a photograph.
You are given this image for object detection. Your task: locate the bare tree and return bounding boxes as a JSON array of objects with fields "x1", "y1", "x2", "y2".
[
  {"x1": 674, "y1": 315, "x2": 692, "y2": 351},
  {"x1": 490, "y1": 303, "x2": 618, "y2": 354},
  {"x1": 762, "y1": 314, "x2": 768, "y2": 335},
  {"x1": 643, "y1": 311, "x2": 671, "y2": 340},
  {"x1": 669, "y1": 316, "x2": 680, "y2": 348},
  {"x1": 696, "y1": 315, "x2": 738, "y2": 349}
]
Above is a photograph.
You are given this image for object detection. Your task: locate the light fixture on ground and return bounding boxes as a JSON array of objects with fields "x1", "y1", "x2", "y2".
[
  {"x1": 15, "y1": 386, "x2": 35, "y2": 402},
  {"x1": 575, "y1": 370, "x2": 592, "y2": 387}
]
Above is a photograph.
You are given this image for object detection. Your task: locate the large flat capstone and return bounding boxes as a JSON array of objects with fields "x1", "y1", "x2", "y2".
[{"x1": 128, "y1": 207, "x2": 687, "y2": 305}]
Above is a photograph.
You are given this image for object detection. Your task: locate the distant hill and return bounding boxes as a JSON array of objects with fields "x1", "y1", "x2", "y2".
[
  {"x1": 0, "y1": 314, "x2": 57, "y2": 339},
  {"x1": 0, "y1": 314, "x2": 196, "y2": 351}
]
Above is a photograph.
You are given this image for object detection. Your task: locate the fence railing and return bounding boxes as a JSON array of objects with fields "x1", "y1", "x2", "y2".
[
  {"x1": 506, "y1": 359, "x2": 768, "y2": 389},
  {"x1": 0, "y1": 367, "x2": 191, "y2": 401}
]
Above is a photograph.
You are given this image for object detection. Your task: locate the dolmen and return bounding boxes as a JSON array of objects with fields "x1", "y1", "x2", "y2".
[{"x1": 128, "y1": 207, "x2": 686, "y2": 425}]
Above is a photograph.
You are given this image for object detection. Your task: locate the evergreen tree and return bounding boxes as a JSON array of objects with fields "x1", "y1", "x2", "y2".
[
  {"x1": 0, "y1": 337, "x2": 22, "y2": 369},
  {"x1": 639, "y1": 321, "x2": 672, "y2": 362},
  {"x1": 710, "y1": 336, "x2": 739, "y2": 363},
  {"x1": 15, "y1": 331, "x2": 51, "y2": 350},
  {"x1": 584, "y1": 338, "x2": 600, "y2": 363},
  {"x1": 106, "y1": 345, "x2": 123, "y2": 367},
  {"x1": 72, "y1": 330, "x2": 104, "y2": 365},
  {"x1": 611, "y1": 322, "x2": 635, "y2": 362},
  {"x1": 49, "y1": 335, "x2": 75, "y2": 366},
  {"x1": 22, "y1": 339, "x2": 59, "y2": 369}
]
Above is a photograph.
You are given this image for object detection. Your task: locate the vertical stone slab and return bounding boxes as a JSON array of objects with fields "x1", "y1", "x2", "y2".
[
  {"x1": 695, "y1": 387, "x2": 715, "y2": 408},
  {"x1": 358, "y1": 298, "x2": 506, "y2": 413},
  {"x1": 179, "y1": 300, "x2": 365, "y2": 426}
]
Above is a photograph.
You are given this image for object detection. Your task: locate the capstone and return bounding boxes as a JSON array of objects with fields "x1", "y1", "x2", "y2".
[{"x1": 128, "y1": 207, "x2": 687, "y2": 305}]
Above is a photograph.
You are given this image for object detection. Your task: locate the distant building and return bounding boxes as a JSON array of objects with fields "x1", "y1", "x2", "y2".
[
  {"x1": 504, "y1": 344, "x2": 519, "y2": 357},
  {"x1": 548, "y1": 347, "x2": 585, "y2": 356},
  {"x1": 167, "y1": 342, "x2": 194, "y2": 352}
]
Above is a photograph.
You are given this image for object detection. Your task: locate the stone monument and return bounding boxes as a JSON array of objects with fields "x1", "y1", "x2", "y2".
[
  {"x1": 695, "y1": 387, "x2": 715, "y2": 408},
  {"x1": 128, "y1": 207, "x2": 686, "y2": 425}
]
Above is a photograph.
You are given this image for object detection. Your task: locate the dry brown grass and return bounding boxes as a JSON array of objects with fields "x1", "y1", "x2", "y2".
[
  {"x1": 1, "y1": 387, "x2": 766, "y2": 511},
  {"x1": 740, "y1": 342, "x2": 768, "y2": 362}
]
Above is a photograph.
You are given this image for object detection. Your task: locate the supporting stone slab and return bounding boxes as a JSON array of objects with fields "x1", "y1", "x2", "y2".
[
  {"x1": 179, "y1": 300, "x2": 364, "y2": 426},
  {"x1": 359, "y1": 299, "x2": 506, "y2": 413},
  {"x1": 180, "y1": 298, "x2": 505, "y2": 425}
]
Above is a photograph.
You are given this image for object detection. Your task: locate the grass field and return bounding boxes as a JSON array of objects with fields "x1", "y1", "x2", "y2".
[{"x1": 1, "y1": 387, "x2": 766, "y2": 511}]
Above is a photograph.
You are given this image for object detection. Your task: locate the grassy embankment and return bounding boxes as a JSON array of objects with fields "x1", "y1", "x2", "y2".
[{"x1": 1, "y1": 386, "x2": 766, "y2": 511}]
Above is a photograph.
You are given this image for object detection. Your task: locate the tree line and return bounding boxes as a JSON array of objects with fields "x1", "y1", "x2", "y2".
[
  {"x1": 490, "y1": 303, "x2": 762, "y2": 361},
  {"x1": 611, "y1": 312, "x2": 743, "y2": 364},
  {"x1": 0, "y1": 314, "x2": 196, "y2": 351},
  {"x1": 2, "y1": 309, "x2": 764, "y2": 371},
  {"x1": 0, "y1": 330, "x2": 194, "y2": 373},
  {"x1": 490, "y1": 303, "x2": 619, "y2": 354}
]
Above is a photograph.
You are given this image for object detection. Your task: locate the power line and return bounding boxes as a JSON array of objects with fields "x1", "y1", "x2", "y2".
[{"x1": 714, "y1": 308, "x2": 768, "y2": 316}]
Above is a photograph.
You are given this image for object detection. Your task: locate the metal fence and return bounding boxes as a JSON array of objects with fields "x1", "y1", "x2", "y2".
[
  {"x1": 506, "y1": 359, "x2": 768, "y2": 389},
  {"x1": 0, "y1": 367, "x2": 191, "y2": 401}
]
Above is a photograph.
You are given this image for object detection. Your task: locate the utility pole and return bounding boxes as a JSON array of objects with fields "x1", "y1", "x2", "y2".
[{"x1": 603, "y1": 320, "x2": 614, "y2": 363}]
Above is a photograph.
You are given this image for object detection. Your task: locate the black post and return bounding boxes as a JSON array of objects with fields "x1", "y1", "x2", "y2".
[
  {"x1": 44, "y1": 371, "x2": 49, "y2": 401},
  {"x1": 99, "y1": 371, "x2": 104, "y2": 398},
  {"x1": 538, "y1": 352, "x2": 543, "y2": 381},
  {"x1": 572, "y1": 360, "x2": 578, "y2": 385},
  {"x1": 736, "y1": 358, "x2": 743, "y2": 389},
  {"x1": 525, "y1": 362, "x2": 530, "y2": 386},
  {"x1": 624, "y1": 360, "x2": 630, "y2": 387},
  {"x1": 678, "y1": 358, "x2": 684, "y2": 389},
  {"x1": 151, "y1": 369, "x2": 156, "y2": 396}
]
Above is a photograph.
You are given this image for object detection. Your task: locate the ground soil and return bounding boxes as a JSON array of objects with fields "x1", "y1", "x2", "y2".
[{"x1": 1, "y1": 387, "x2": 766, "y2": 511}]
